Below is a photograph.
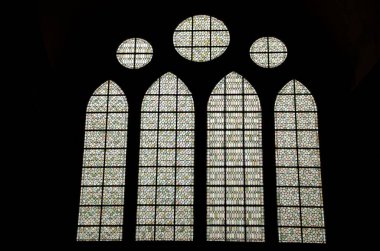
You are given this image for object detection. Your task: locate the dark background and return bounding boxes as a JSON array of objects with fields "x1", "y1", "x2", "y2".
[{"x1": 30, "y1": 0, "x2": 379, "y2": 250}]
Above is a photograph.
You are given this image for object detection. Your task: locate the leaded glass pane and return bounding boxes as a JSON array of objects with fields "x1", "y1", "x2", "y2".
[
  {"x1": 116, "y1": 38, "x2": 153, "y2": 69},
  {"x1": 250, "y1": 37, "x2": 287, "y2": 68},
  {"x1": 173, "y1": 15, "x2": 230, "y2": 62},
  {"x1": 77, "y1": 81, "x2": 128, "y2": 241},
  {"x1": 207, "y1": 72, "x2": 264, "y2": 242},
  {"x1": 275, "y1": 80, "x2": 325, "y2": 243},
  {"x1": 136, "y1": 73, "x2": 194, "y2": 241}
]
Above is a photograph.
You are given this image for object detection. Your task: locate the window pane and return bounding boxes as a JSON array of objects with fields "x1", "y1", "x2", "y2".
[
  {"x1": 173, "y1": 15, "x2": 230, "y2": 62},
  {"x1": 275, "y1": 80, "x2": 326, "y2": 243},
  {"x1": 250, "y1": 37, "x2": 287, "y2": 68},
  {"x1": 116, "y1": 38, "x2": 153, "y2": 69},
  {"x1": 77, "y1": 81, "x2": 128, "y2": 241},
  {"x1": 136, "y1": 73, "x2": 195, "y2": 241},
  {"x1": 207, "y1": 72, "x2": 265, "y2": 242}
]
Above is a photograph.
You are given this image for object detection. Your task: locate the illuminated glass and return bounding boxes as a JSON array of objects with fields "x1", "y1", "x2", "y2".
[
  {"x1": 77, "y1": 81, "x2": 128, "y2": 241},
  {"x1": 136, "y1": 72, "x2": 195, "y2": 241},
  {"x1": 207, "y1": 72, "x2": 265, "y2": 242},
  {"x1": 275, "y1": 80, "x2": 326, "y2": 243},
  {"x1": 250, "y1": 37, "x2": 287, "y2": 68},
  {"x1": 173, "y1": 15, "x2": 230, "y2": 62},
  {"x1": 116, "y1": 38, "x2": 153, "y2": 69}
]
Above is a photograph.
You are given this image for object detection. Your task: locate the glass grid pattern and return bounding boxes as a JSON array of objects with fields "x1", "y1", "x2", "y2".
[
  {"x1": 136, "y1": 72, "x2": 195, "y2": 241},
  {"x1": 275, "y1": 80, "x2": 326, "y2": 244},
  {"x1": 250, "y1": 37, "x2": 287, "y2": 68},
  {"x1": 77, "y1": 81, "x2": 128, "y2": 241},
  {"x1": 206, "y1": 72, "x2": 265, "y2": 242},
  {"x1": 116, "y1": 38, "x2": 153, "y2": 69},
  {"x1": 173, "y1": 15, "x2": 230, "y2": 62}
]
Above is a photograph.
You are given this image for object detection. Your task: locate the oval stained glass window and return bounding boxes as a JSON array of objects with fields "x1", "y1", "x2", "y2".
[
  {"x1": 250, "y1": 37, "x2": 287, "y2": 68},
  {"x1": 116, "y1": 38, "x2": 153, "y2": 69},
  {"x1": 173, "y1": 15, "x2": 230, "y2": 62}
]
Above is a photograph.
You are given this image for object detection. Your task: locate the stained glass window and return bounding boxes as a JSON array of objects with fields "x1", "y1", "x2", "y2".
[
  {"x1": 116, "y1": 38, "x2": 153, "y2": 69},
  {"x1": 173, "y1": 15, "x2": 230, "y2": 62},
  {"x1": 136, "y1": 72, "x2": 195, "y2": 241},
  {"x1": 275, "y1": 80, "x2": 326, "y2": 243},
  {"x1": 250, "y1": 37, "x2": 287, "y2": 68},
  {"x1": 206, "y1": 72, "x2": 265, "y2": 242},
  {"x1": 77, "y1": 81, "x2": 128, "y2": 241}
]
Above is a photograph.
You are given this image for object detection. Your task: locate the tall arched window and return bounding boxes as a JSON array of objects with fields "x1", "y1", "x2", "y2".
[
  {"x1": 206, "y1": 72, "x2": 265, "y2": 242},
  {"x1": 136, "y1": 72, "x2": 195, "y2": 241},
  {"x1": 77, "y1": 81, "x2": 128, "y2": 241},
  {"x1": 275, "y1": 80, "x2": 326, "y2": 243}
]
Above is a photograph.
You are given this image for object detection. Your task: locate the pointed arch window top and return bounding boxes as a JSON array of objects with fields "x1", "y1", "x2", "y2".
[
  {"x1": 92, "y1": 80, "x2": 126, "y2": 96},
  {"x1": 211, "y1": 72, "x2": 259, "y2": 95},
  {"x1": 145, "y1": 72, "x2": 193, "y2": 96},
  {"x1": 275, "y1": 80, "x2": 317, "y2": 112},
  {"x1": 278, "y1": 80, "x2": 312, "y2": 95},
  {"x1": 86, "y1": 81, "x2": 128, "y2": 113},
  {"x1": 209, "y1": 72, "x2": 261, "y2": 112}
]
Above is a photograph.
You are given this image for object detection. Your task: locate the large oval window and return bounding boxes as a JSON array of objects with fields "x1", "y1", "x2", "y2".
[{"x1": 173, "y1": 15, "x2": 230, "y2": 62}]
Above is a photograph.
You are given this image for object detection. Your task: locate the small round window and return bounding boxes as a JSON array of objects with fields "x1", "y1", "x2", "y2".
[
  {"x1": 250, "y1": 37, "x2": 287, "y2": 68},
  {"x1": 116, "y1": 38, "x2": 153, "y2": 69},
  {"x1": 173, "y1": 15, "x2": 230, "y2": 62}
]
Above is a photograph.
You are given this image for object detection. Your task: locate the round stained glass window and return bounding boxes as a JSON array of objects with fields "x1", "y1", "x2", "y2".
[
  {"x1": 173, "y1": 15, "x2": 230, "y2": 62},
  {"x1": 250, "y1": 37, "x2": 287, "y2": 68},
  {"x1": 116, "y1": 38, "x2": 153, "y2": 69}
]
